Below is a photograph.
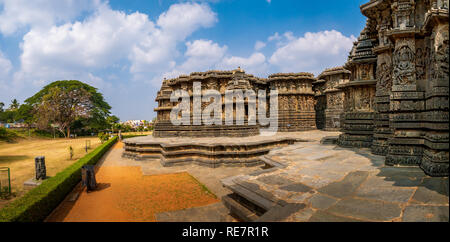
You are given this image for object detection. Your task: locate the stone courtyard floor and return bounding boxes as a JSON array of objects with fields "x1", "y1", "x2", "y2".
[
  {"x1": 46, "y1": 131, "x2": 449, "y2": 222},
  {"x1": 223, "y1": 136, "x2": 449, "y2": 222}
]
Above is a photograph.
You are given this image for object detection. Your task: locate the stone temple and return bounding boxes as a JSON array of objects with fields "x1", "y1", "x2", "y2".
[{"x1": 124, "y1": 0, "x2": 448, "y2": 177}]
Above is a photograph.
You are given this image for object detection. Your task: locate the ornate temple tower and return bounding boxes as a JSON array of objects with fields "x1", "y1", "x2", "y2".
[
  {"x1": 338, "y1": 20, "x2": 378, "y2": 148},
  {"x1": 317, "y1": 67, "x2": 351, "y2": 130},
  {"x1": 267, "y1": 73, "x2": 317, "y2": 131},
  {"x1": 153, "y1": 69, "x2": 264, "y2": 137}
]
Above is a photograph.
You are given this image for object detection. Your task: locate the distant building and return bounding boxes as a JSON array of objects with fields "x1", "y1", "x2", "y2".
[{"x1": 120, "y1": 120, "x2": 152, "y2": 129}]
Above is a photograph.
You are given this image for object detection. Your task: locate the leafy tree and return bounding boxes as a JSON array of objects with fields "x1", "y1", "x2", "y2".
[
  {"x1": 26, "y1": 80, "x2": 111, "y2": 136},
  {"x1": 35, "y1": 86, "x2": 93, "y2": 138},
  {"x1": 9, "y1": 99, "x2": 19, "y2": 110},
  {"x1": 17, "y1": 104, "x2": 35, "y2": 136},
  {"x1": 107, "y1": 115, "x2": 120, "y2": 125},
  {"x1": 0, "y1": 102, "x2": 4, "y2": 112},
  {"x1": 0, "y1": 109, "x2": 18, "y2": 123}
]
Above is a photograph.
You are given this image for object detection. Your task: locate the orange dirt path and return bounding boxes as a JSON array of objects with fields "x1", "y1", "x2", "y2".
[{"x1": 46, "y1": 166, "x2": 219, "y2": 222}]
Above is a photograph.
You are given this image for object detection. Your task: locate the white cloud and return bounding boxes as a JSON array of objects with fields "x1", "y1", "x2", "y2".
[
  {"x1": 219, "y1": 52, "x2": 268, "y2": 76},
  {"x1": 0, "y1": 51, "x2": 12, "y2": 77},
  {"x1": 269, "y1": 30, "x2": 356, "y2": 74},
  {"x1": 0, "y1": 0, "x2": 101, "y2": 35},
  {"x1": 162, "y1": 39, "x2": 227, "y2": 79},
  {"x1": 0, "y1": 51, "x2": 12, "y2": 95},
  {"x1": 14, "y1": 2, "x2": 218, "y2": 88},
  {"x1": 254, "y1": 41, "x2": 266, "y2": 51},
  {"x1": 129, "y1": 2, "x2": 217, "y2": 76},
  {"x1": 268, "y1": 32, "x2": 281, "y2": 42}
]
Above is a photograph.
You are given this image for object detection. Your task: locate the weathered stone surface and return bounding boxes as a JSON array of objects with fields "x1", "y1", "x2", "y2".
[
  {"x1": 308, "y1": 193, "x2": 338, "y2": 210},
  {"x1": 402, "y1": 205, "x2": 449, "y2": 222},
  {"x1": 308, "y1": 210, "x2": 364, "y2": 222},
  {"x1": 257, "y1": 175, "x2": 294, "y2": 186},
  {"x1": 257, "y1": 203, "x2": 306, "y2": 222},
  {"x1": 35, "y1": 156, "x2": 46, "y2": 180},
  {"x1": 317, "y1": 171, "x2": 369, "y2": 198},
  {"x1": 327, "y1": 197, "x2": 402, "y2": 221},
  {"x1": 156, "y1": 202, "x2": 233, "y2": 222},
  {"x1": 355, "y1": 185, "x2": 415, "y2": 203},
  {"x1": 411, "y1": 178, "x2": 449, "y2": 205},
  {"x1": 279, "y1": 182, "x2": 312, "y2": 193}
]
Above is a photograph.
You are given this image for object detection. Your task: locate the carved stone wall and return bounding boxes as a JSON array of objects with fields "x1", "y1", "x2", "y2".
[
  {"x1": 313, "y1": 79, "x2": 326, "y2": 129},
  {"x1": 154, "y1": 69, "x2": 317, "y2": 137},
  {"x1": 338, "y1": 20, "x2": 378, "y2": 148},
  {"x1": 360, "y1": 0, "x2": 449, "y2": 176},
  {"x1": 268, "y1": 73, "x2": 317, "y2": 132},
  {"x1": 317, "y1": 67, "x2": 350, "y2": 130}
]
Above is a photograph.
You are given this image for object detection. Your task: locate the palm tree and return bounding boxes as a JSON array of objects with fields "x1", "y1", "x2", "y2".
[{"x1": 9, "y1": 99, "x2": 19, "y2": 110}]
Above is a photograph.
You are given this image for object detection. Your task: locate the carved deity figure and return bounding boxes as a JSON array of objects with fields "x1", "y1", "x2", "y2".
[{"x1": 393, "y1": 43, "x2": 415, "y2": 85}]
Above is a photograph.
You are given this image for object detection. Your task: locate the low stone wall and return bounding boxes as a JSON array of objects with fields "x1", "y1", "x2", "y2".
[{"x1": 123, "y1": 135, "x2": 306, "y2": 168}]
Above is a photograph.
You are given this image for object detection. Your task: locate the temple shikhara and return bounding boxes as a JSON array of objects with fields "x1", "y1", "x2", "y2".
[{"x1": 126, "y1": 0, "x2": 448, "y2": 179}]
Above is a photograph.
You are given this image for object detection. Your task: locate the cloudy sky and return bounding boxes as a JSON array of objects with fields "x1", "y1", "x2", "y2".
[{"x1": 0, "y1": 0, "x2": 367, "y2": 121}]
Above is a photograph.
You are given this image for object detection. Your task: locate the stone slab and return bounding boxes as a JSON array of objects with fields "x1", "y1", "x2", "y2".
[
  {"x1": 402, "y1": 205, "x2": 449, "y2": 222},
  {"x1": 317, "y1": 171, "x2": 370, "y2": 198},
  {"x1": 326, "y1": 197, "x2": 402, "y2": 221}
]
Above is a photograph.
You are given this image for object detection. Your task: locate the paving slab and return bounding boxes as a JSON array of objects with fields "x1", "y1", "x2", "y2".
[
  {"x1": 155, "y1": 202, "x2": 234, "y2": 222},
  {"x1": 257, "y1": 175, "x2": 294, "y2": 186},
  {"x1": 326, "y1": 197, "x2": 402, "y2": 221},
  {"x1": 308, "y1": 210, "x2": 365, "y2": 222},
  {"x1": 308, "y1": 193, "x2": 338, "y2": 210},
  {"x1": 411, "y1": 178, "x2": 449, "y2": 205},
  {"x1": 280, "y1": 182, "x2": 312, "y2": 193},
  {"x1": 317, "y1": 171, "x2": 370, "y2": 198},
  {"x1": 402, "y1": 205, "x2": 449, "y2": 222},
  {"x1": 257, "y1": 203, "x2": 307, "y2": 222},
  {"x1": 355, "y1": 186, "x2": 415, "y2": 203}
]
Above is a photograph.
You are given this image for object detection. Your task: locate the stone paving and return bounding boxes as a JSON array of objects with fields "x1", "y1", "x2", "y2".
[{"x1": 222, "y1": 137, "x2": 449, "y2": 222}]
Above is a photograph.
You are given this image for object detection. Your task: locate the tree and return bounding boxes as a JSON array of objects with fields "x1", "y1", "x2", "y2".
[
  {"x1": 0, "y1": 102, "x2": 4, "y2": 112},
  {"x1": 9, "y1": 99, "x2": 19, "y2": 110},
  {"x1": 26, "y1": 80, "x2": 112, "y2": 135},
  {"x1": 17, "y1": 104, "x2": 35, "y2": 136},
  {"x1": 35, "y1": 86, "x2": 93, "y2": 138},
  {"x1": 107, "y1": 115, "x2": 120, "y2": 125}
]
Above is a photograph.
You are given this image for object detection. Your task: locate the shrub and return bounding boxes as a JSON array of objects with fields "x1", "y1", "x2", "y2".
[
  {"x1": 0, "y1": 127, "x2": 17, "y2": 141},
  {"x1": 0, "y1": 136, "x2": 118, "y2": 222},
  {"x1": 97, "y1": 132, "x2": 109, "y2": 143}
]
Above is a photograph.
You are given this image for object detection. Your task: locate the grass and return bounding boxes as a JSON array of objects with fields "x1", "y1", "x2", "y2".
[
  {"x1": 0, "y1": 136, "x2": 102, "y2": 204},
  {"x1": 188, "y1": 173, "x2": 218, "y2": 199}
]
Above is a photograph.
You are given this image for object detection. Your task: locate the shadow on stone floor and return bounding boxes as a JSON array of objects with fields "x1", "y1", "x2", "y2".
[{"x1": 331, "y1": 145, "x2": 449, "y2": 198}]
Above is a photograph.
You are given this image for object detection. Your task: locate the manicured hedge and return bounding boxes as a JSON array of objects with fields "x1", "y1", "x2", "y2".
[{"x1": 0, "y1": 136, "x2": 118, "y2": 222}]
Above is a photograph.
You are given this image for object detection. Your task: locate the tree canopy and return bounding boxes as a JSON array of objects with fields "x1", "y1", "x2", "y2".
[
  {"x1": 25, "y1": 80, "x2": 111, "y2": 135},
  {"x1": 25, "y1": 80, "x2": 112, "y2": 133}
]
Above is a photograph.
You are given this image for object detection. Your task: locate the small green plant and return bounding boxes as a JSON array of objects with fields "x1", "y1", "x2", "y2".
[
  {"x1": 0, "y1": 187, "x2": 15, "y2": 200},
  {"x1": 98, "y1": 132, "x2": 109, "y2": 144},
  {"x1": 68, "y1": 146, "x2": 74, "y2": 160}
]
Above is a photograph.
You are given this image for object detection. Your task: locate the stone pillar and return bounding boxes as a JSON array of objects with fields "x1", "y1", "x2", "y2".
[
  {"x1": 372, "y1": 8, "x2": 394, "y2": 156},
  {"x1": 81, "y1": 165, "x2": 97, "y2": 191},
  {"x1": 420, "y1": 2, "x2": 449, "y2": 176},
  {"x1": 35, "y1": 156, "x2": 46, "y2": 180},
  {"x1": 386, "y1": 0, "x2": 425, "y2": 167}
]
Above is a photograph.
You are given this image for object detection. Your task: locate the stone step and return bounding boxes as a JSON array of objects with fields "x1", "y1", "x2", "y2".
[{"x1": 222, "y1": 194, "x2": 262, "y2": 222}]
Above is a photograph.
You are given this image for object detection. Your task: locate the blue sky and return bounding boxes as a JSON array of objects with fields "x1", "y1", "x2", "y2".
[{"x1": 0, "y1": 0, "x2": 368, "y2": 121}]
